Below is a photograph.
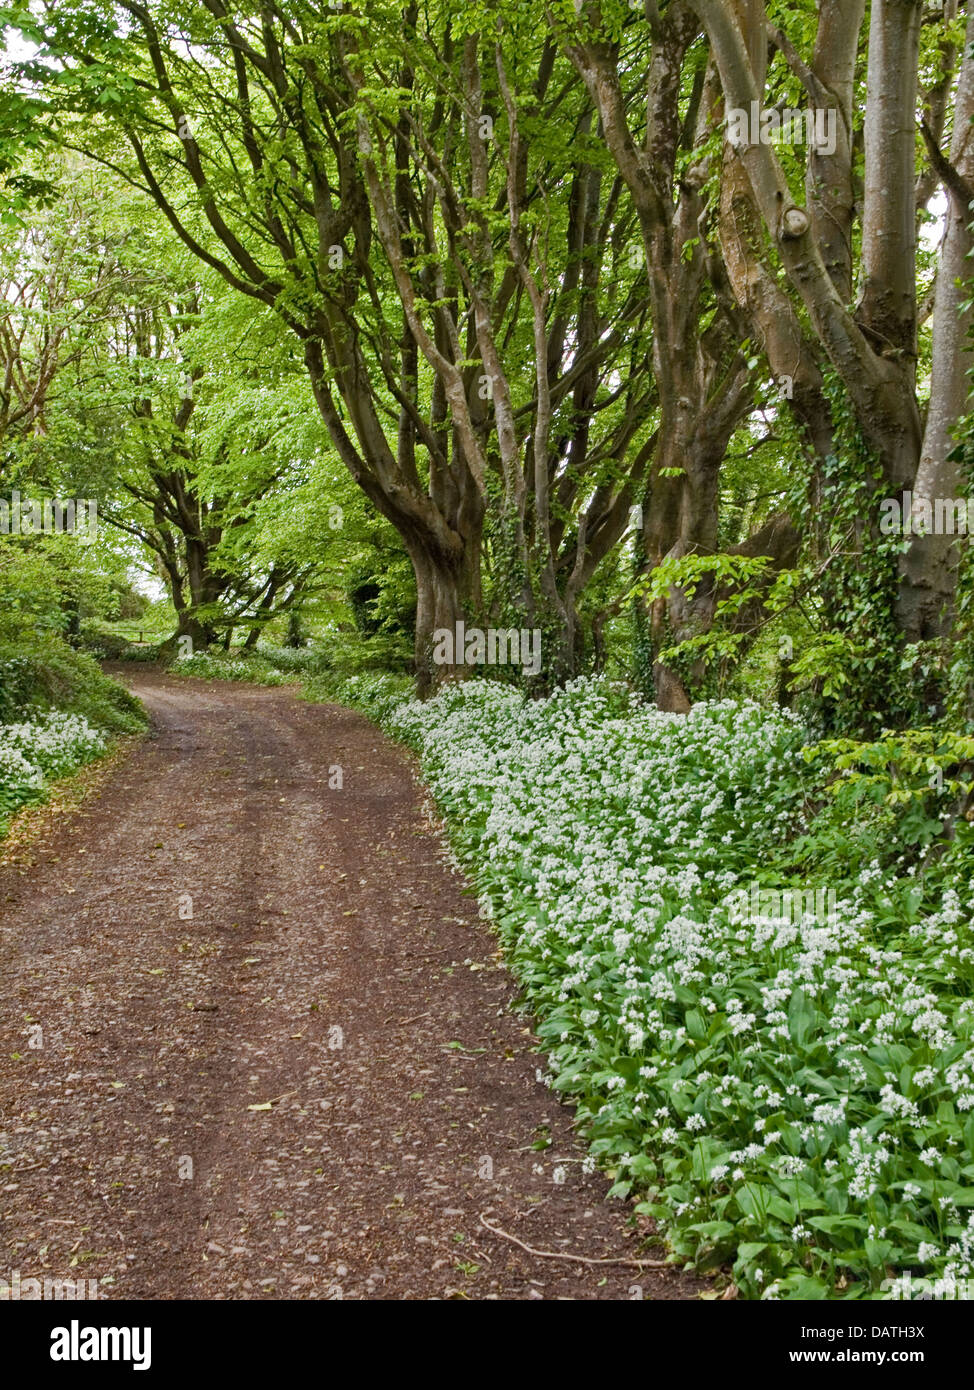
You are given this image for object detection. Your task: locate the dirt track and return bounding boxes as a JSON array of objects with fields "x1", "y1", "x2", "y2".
[{"x1": 0, "y1": 669, "x2": 704, "y2": 1300}]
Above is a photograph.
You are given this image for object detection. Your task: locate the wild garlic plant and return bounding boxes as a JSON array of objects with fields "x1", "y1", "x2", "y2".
[
  {"x1": 339, "y1": 674, "x2": 974, "y2": 1301},
  {"x1": 0, "y1": 711, "x2": 107, "y2": 816}
]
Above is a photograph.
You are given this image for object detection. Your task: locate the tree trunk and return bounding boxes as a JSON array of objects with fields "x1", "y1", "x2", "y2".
[
  {"x1": 897, "y1": 4, "x2": 974, "y2": 640},
  {"x1": 182, "y1": 533, "x2": 221, "y2": 647},
  {"x1": 286, "y1": 610, "x2": 305, "y2": 648},
  {"x1": 411, "y1": 543, "x2": 470, "y2": 697}
]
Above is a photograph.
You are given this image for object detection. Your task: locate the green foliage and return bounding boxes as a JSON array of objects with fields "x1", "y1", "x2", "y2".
[
  {"x1": 172, "y1": 641, "x2": 340, "y2": 686},
  {"x1": 0, "y1": 537, "x2": 145, "y2": 733},
  {"x1": 794, "y1": 730, "x2": 974, "y2": 883},
  {"x1": 171, "y1": 650, "x2": 297, "y2": 687},
  {"x1": 944, "y1": 437, "x2": 974, "y2": 731},
  {"x1": 0, "y1": 636, "x2": 145, "y2": 732},
  {"x1": 799, "y1": 377, "x2": 915, "y2": 735},
  {"x1": 3, "y1": 0, "x2": 974, "y2": 1306},
  {"x1": 0, "y1": 622, "x2": 145, "y2": 836},
  {"x1": 344, "y1": 676, "x2": 974, "y2": 1301},
  {"x1": 346, "y1": 558, "x2": 416, "y2": 642}
]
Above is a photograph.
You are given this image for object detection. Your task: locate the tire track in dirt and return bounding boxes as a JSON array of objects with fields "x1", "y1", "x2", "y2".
[{"x1": 0, "y1": 668, "x2": 705, "y2": 1300}]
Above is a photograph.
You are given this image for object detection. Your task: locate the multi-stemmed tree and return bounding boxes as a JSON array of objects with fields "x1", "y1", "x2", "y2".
[{"x1": 4, "y1": 0, "x2": 973, "y2": 719}]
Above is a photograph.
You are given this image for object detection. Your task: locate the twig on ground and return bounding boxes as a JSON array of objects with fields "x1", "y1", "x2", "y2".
[{"x1": 478, "y1": 1213, "x2": 669, "y2": 1268}]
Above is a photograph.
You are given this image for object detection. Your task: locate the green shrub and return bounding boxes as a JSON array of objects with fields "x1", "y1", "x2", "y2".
[{"x1": 0, "y1": 638, "x2": 145, "y2": 733}]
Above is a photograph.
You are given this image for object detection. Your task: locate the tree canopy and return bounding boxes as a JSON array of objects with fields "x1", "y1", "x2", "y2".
[{"x1": 1, "y1": 0, "x2": 973, "y2": 730}]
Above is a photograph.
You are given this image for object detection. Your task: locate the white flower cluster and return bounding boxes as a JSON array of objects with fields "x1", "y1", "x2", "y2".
[
  {"x1": 0, "y1": 710, "x2": 107, "y2": 813},
  {"x1": 358, "y1": 674, "x2": 974, "y2": 1301},
  {"x1": 174, "y1": 652, "x2": 287, "y2": 684}
]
